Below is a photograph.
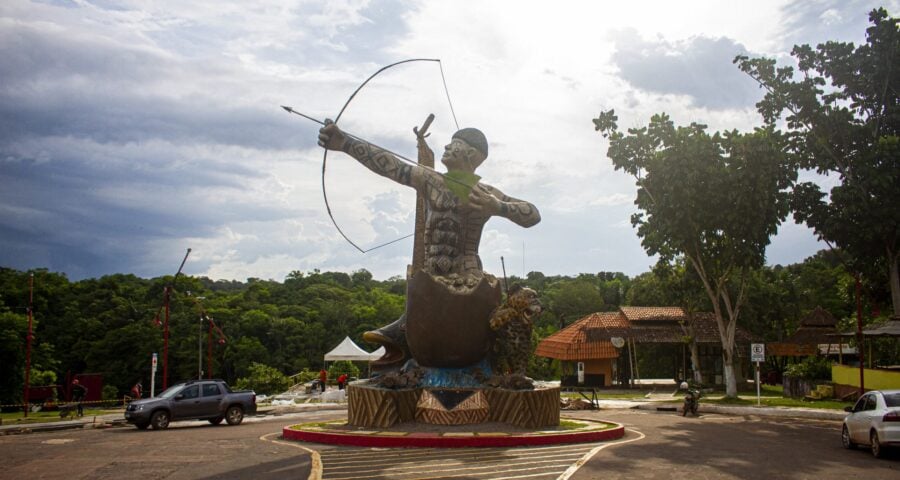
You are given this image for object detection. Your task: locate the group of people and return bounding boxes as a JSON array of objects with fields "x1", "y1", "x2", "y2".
[
  {"x1": 68, "y1": 378, "x2": 143, "y2": 417},
  {"x1": 317, "y1": 369, "x2": 349, "y2": 392}
]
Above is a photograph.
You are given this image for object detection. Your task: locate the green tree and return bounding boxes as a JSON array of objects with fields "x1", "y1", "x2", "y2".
[
  {"x1": 541, "y1": 278, "x2": 607, "y2": 328},
  {"x1": 235, "y1": 362, "x2": 292, "y2": 395},
  {"x1": 735, "y1": 8, "x2": 900, "y2": 315},
  {"x1": 0, "y1": 310, "x2": 27, "y2": 407},
  {"x1": 595, "y1": 111, "x2": 795, "y2": 397}
]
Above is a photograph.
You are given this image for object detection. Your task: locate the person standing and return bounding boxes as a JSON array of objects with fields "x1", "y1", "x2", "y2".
[
  {"x1": 71, "y1": 379, "x2": 88, "y2": 417},
  {"x1": 130, "y1": 380, "x2": 142, "y2": 399},
  {"x1": 319, "y1": 369, "x2": 327, "y2": 393}
]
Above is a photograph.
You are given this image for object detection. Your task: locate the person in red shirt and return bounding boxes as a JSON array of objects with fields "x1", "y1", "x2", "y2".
[
  {"x1": 319, "y1": 369, "x2": 327, "y2": 392},
  {"x1": 337, "y1": 373, "x2": 348, "y2": 390}
]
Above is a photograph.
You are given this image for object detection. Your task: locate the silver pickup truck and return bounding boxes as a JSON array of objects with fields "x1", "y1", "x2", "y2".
[{"x1": 124, "y1": 379, "x2": 256, "y2": 430}]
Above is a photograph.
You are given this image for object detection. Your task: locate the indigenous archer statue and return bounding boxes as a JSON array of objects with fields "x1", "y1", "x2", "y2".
[{"x1": 318, "y1": 118, "x2": 540, "y2": 376}]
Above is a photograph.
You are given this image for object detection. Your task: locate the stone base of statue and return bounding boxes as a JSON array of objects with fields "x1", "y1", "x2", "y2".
[{"x1": 347, "y1": 382, "x2": 560, "y2": 429}]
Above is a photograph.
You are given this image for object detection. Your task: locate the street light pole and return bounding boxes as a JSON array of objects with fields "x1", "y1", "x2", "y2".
[
  {"x1": 856, "y1": 273, "x2": 865, "y2": 396},
  {"x1": 23, "y1": 273, "x2": 33, "y2": 418},
  {"x1": 198, "y1": 313, "x2": 203, "y2": 380},
  {"x1": 163, "y1": 285, "x2": 170, "y2": 390},
  {"x1": 208, "y1": 320, "x2": 213, "y2": 379}
]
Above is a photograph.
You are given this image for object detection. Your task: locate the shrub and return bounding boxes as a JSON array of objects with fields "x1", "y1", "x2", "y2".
[
  {"x1": 102, "y1": 385, "x2": 119, "y2": 401},
  {"x1": 235, "y1": 362, "x2": 292, "y2": 395},
  {"x1": 784, "y1": 356, "x2": 832, "y2": 380}
]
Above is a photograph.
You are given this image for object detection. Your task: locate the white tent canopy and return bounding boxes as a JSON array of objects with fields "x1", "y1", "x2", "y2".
[{"x1": 324, "y1": 336, "x2": 381, "y2": 362}]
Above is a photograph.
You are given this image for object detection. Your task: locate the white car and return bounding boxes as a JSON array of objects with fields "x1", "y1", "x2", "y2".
[{"x1": 842, "y1": 389, "x2": 900, "y2": 458}]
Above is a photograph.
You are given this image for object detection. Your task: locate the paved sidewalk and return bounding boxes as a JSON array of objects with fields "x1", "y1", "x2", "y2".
[{"x1": 0, "y1": 402, "x2": 348, "y2": 436}]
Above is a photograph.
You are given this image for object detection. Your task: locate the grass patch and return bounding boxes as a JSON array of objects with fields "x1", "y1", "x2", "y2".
[
  {"x1": 291, "y1": 420, "x2": 345, "y2": 430},
  {"x1": 557, "y1": 420, "x2": 585, "y2": 430},
  {"x1": 0, "y1": 408, "x2": 120, "y2": 424},
  {"x1": 705, "y1": 395, "x2": 851, "y2": 410},
  {"x1": 561, "y1": 391, "x2": 652, "y2": 400}
]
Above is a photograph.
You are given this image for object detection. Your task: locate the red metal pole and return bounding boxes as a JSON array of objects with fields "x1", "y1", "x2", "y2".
[
  {"x1": 23, "y1": 273, "x2": 34, "y2": 417},
  {"x1": 856, "y1": 274, "x2": 865, "y2": 396},
  {"x1": 207, "y1": 321, "x2": 213, "y2": 379},
  {"x1": 163, "y1": 286, "x2": 169, "y2": 391}
]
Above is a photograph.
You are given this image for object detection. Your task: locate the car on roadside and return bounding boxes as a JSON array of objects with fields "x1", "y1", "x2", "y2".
[
  {"x1": 842, "y1": 389, "x2": 900, "y2": 458},
  {"x1": 124, "y1": 379, "x2": 256, "y2": 430}
]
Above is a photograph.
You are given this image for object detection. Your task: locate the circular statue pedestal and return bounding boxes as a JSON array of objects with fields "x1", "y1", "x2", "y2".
[
  {"x1": 283, "y1": 416, "x2": 624, "y2": 449},
  {"x1": 347, "y1": 382, "x2": 560, "y2": 429}
]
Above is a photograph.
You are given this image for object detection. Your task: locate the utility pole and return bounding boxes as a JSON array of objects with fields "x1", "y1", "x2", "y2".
[
  {"x1": 23, "y1": 273, "x2": 34, "y2": 417},
  {"x1": 153, "y1": 248, "x2": 191, "y2": 391}
]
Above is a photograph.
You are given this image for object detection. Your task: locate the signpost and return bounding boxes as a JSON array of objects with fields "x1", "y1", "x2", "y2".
[
  {"x1": 751, "y1": 343, "x2": 765, "y2": 406},
  {"x1": 151, "y1": 353, "x2": 158, "y2": 398}
]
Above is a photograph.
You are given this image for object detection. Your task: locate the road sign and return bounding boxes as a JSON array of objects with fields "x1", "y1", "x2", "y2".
[
  {"x1": 751, "y1": 343, "x2": 765, "y2": 363},
  {"x1": 151, "y1": 353, "x2": 158, "y2": 397}
]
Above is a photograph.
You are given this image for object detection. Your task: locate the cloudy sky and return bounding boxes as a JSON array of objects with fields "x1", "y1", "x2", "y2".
[{"x1": 1, "y1": 0, "x2": 896, "y2": 282}]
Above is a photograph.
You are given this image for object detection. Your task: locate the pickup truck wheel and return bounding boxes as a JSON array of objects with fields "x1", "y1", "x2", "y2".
[
  {"x1": 135, "y1": 422, "x2": 150, "y2": 430},
  {"x1": 225, "y1": 406, "x2": 244, "y2": 425},
  {"x1": 150, "y1": 410, "x2": 170, "y2": 430},
  {"x1": 208, "y1": 416, "x2": 224, "y2": 425}
]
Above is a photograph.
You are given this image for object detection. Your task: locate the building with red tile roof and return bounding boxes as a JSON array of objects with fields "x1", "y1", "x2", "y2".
[
  {"x1": 536, "y1": 306, "x2": 754, "y2": 387},
  {"x1": 534, "y1": 312, "x2": 623, "y2": 387}
]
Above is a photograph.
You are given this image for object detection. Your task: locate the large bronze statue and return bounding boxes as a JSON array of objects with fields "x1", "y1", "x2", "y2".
[{"x1": 318, "y1": 119, "x2": 540, "y2": 374}]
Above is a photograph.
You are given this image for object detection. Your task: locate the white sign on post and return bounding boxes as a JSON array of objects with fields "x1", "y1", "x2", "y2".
[
  {"x1": 751, "y1": 344, "x2": 765, "y2": 405},
  {"x1": 751, "y1": 343, "x2": 765, "y2": 363},
  {"x1": 151, "y1": 353, "x2": 158, "y2": 398}
]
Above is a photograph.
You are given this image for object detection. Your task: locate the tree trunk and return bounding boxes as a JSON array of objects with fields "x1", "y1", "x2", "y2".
[
  {"x1": 690, "y1": 342, "x2": 702, "y2": 384},
  {"x1": 889, "y1": 248, "x2": 900, "y2": 316},
  {"x1": 723, "y1": 344, "x2": 737, "y2": 398},
  {"x1": 681, "y1": 319, "x2": 703, "y2": 384}
]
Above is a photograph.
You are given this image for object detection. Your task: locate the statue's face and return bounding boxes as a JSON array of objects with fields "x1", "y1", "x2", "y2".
[{"x1": 441, "y1": 138, "x2": 474, "y2": 171}]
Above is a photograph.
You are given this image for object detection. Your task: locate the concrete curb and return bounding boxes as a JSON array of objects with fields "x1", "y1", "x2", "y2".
[{"x1": 633, "y1": 402, "x2": 846, "y2": 421}]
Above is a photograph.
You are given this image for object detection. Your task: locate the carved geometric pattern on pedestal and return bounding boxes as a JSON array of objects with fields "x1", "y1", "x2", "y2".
[{"x1": 415, "y1": 389, "x2": 489, "y2": 425}]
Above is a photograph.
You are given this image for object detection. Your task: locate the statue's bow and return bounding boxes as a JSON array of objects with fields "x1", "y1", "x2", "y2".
[{"x1": 321, "y1": 58, "x2": 459, "y2": 253}]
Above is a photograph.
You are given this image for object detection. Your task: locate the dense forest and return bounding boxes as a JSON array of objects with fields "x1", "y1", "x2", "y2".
[{"x1": 1, "y1": 248, "x2": 893, "y2": 406}]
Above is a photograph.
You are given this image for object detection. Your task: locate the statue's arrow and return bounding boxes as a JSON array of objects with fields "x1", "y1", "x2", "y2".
[{"x1": 282, "y1": 106, "x2": 325, "y2": 125}]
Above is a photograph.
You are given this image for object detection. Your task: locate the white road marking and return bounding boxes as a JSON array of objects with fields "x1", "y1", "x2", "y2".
[{"x1": 260, "y1": 432, "x2": 322, "y2": 480}]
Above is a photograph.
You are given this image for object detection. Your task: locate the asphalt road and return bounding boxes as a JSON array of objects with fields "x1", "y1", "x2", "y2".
[
  {"x1": 567, "y1": 409, "x2": 900, "y2": 480},
  {"x1": 0, "y1": 409, "x2": 897, "y2": 480},
  {"x1": 0, "y1": 411, "x2": 341, "y2": 480}
]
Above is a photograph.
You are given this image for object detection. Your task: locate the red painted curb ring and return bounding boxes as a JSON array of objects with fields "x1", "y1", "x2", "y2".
[{"x1": 282, "y1": 423, "x2": 625, "y2": 448}]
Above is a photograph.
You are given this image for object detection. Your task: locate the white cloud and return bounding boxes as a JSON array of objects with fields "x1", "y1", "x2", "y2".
[{"x1": 1, "y1": 0, "x2": 882, "y2": 281}]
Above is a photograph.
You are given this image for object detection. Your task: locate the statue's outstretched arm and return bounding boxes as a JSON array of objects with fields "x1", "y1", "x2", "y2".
[
  {"x1": 319, "y1": 121, "x2": 426, "y2": 189},
  {"x1": 472, "y1": 184, "x2": 541, "y2": 228}
]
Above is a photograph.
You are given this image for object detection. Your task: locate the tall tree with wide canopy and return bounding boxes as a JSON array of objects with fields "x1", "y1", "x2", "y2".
[
  {"x1": 735, "y1": 8, "x2": 900, "y2": 315},
  {"x1": 594, "y1": 112, "x2": 794, "y2": 397}
]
